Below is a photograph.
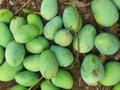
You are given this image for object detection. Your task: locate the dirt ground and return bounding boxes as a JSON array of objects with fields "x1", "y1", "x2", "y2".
[{"x1": 0, "y1": 0, "x2": 120, "y2": 90}]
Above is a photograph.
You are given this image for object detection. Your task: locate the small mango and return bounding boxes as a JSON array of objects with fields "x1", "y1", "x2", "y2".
[
  {"x1": 10, "y1": 84, "x2": 27, "y2": 90},
  {"x1": 112, "y1": 0, "x2": 120, "y2": 10},
  {"x1": 0, "y1": 46, "x2": 4, "y2": 65},
  {"x1": 113, "y1": 82, "x2": 120, "y2": 90}
]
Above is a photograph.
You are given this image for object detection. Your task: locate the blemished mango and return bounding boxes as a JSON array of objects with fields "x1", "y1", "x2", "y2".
[
  {"x1": 91, "y1": 0, "x2": 119, "y2": 27},
  {"x1": 40, "y1": 0, "x2": 58, "y2": 20},
  {"x1": 43, "y1": 16, "x2": 62, "y2": 40},
  {"x1": 14, "y1": 24, "x2": 39, "y2": 43},
  {"x1": 73, "y1": 24, "x2": 97, "y2": 53},
  {"x1": 27, "y1": 14, "x2": 43, "y2": 35},
  {"x1": 39, "y1": 49, "x2": 58, "y2": 79},
  {"x1": 80, "y1": 54, "x2": 104, "y2": 86},
  {"x1": 10, "y1": 16, "x2": 27, "y2": 35},
  {"x1": 95, "y1": 33, "x2": 120, "y2": 55},
  {"x1": 10, "y1": 84, "x2": 27, "y2": 90},
  {"x1": 40, "y1": 80, "x2": 61, "y2": 90},
  {"x1": 26, "y1": 36, "x2": 49, "y2": 54},
  {"x1": 100, "y1": 61, "x2": 120, "y2": 86},
  {"x1": 113, "y1": 82, "x2": 120, "y2": 90},
  {"x1": 51, "y1": 69, "x2": 73, "y2": 89},
  {"x1": 54, "y1": 29, "x2": 73, "y2": 46},
  {"x1": 23, "y1": 54, "x2": 40, "y2": 72},
  {"x1": 0, "y1": 9, "x2": 14, "y2": 24},
  {"x1": 15, "y1": 71, "x2": 39, "y2": 87},
  {"x1": 0, "y1": 46, "x2": 4, "y2": 65},
  {"x1": 112, "y1": 0, "x2": 120, "y2": 10},
  {"x1": 0, "y1": 23, "x2": 12, "y2": 47},
  {"x1": 0, "y1": 61, "x2": 23, "y2": 81},
  {"x1": 50, "y1": 45, "x2": 74, "y2": 67},
  {"x1": 63, "y1": 5, "x2": 82, "y2": 32},
  {"x1": 5, "y1": 40, "x2": 25, "y2": 66}
]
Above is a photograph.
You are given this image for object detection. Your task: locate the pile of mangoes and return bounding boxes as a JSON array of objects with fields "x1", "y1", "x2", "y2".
[{"x1": 0, "y1": 0, "x2": 120, "y2": 90}]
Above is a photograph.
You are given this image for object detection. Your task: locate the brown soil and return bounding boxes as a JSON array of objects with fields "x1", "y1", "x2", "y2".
[{"x1": 0, "y1": 0, "x2": 120, "y2": 90}]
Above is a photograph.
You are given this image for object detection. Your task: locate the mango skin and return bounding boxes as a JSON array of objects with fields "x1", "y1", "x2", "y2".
[
  {"x1": 113, "y1": 82, "x2": 120, "y2": 90},
  {"x1": 23, "y1": 54, "x2": 40, "y2": 72},
  {"x1": 54, "y1": 29, "x2": 73, "y2": 46},
  {"x1": 26, "y1": 36, "x2": 49, "y2": 54},
  {"x1": 50, "y1": 45, "x2": 73, "y2": 67},
  {"x1": 39, "y1": 49, "x2": 58, "y2": 79},
  {"x1": 10, "y1": 84, "x2": 27, "y2": 90},
  {"x1": 81, "y1": 54, "x2": 104, "y2": 86},
  {"x1": 0, "y1": 46, "x2": 4, "y2": 65},
  {"x1": 43, "y1": 16, "x2": 62, "y2": 40},
  {"x1": 0, "y1": 23, "x2": 12, "y2": 47},
  {"x1": 5, "y1": 40, "x2": 25, "y2": 66},
  {"x1": 40, "y1": 80, "x2": 61, "y2": 90},
  {"x1": 40, "y1": 0, "x2": 58, "y2": 20},
  {"x1": 73, "y1": 24, "x2": 97, "y2": 53},
  {"x1": 27, "y1": 14, "x2": 43, "y2": 35},
  {"x1": 112, "y1": 0, "x2": 120, "y2": 10},
  {"x1": 0, "y1": 61, "x2": 23, "y2": 81},
  {"x1": 91, "y1": 0, "x2": 119, "y2": 27},
  {"x1": 51, "y1": 69, "x2": 73, "y2": 89},
  {"x1": 14, "y1": 24, "x2": 39, "y2": 43},
  {"x1": 10, "y1": 16, "x2": 26, "y2": 35},
  {"x1": 95, "y1": 33, "x2": 120, "y2": 55},
  {"x1": 15, "y1": 71, "x2": 39, "y2": 87},
  {"x1": 0, "y1": 9, "x2": 14, "y2": 24},
  {"x1": 100, "y1": 61, "x2": 120, "y2": 86}
]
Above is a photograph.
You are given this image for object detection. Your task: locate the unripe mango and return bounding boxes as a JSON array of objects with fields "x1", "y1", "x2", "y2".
[
  {"x1": 10, "y1": 84, "x2": 27, "y2": 90},
  {"x1": 112, "y1": 0, "x2": 120, "y2": 10},
  {"x1": 113, "y1": 82, "x2": 120, "y2": 90},
  {"x1": 0, "y1": 46, "x2": 4, "y2": 65}
]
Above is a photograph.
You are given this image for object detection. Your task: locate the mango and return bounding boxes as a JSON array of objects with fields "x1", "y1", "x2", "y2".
[
  {"x1": 10, "y1": 84, "x2": 27, "y2": 90},
  {"x1": 51, "y1": 69, "x2": 73, "y2": 89},
  {"x1": 50, "y1": 45, "x2": 73, "y2": 67},
  {"x1": 95, "y1": 33, "x2": 120, "y2": 55},
  {"x1": 100, "y1": 61, "x2": 120, "y2": 86},
  {"x1": 91, "y1": 0, "x2": 119, "y2": 27},
  {"x1": 27, "y1": 14, "x2": 43, "y2": 35},
  {"x1": 15, "y1": 71, "x2": 39, "y2": 87},
  {"x1": 23, "y1": 54, "x2": 40, "y2": 72},
  {"x1": 43, "y1": 16, "x2": 62, "y2": 40},
  {"x1": 112, "y1": 0, "x2": 120, "y2": 10},
  {"x1": 80, "y1": 54, "x2": 104, "y2": 86},
  {"x1": 10, "y1": 16, "x2": 26, "y2": 35},
  {"x1": 5, "y1": 40, "x2": 25, "y2": 66},
  {"x1": 54, "y1": 29, "x2": 73, "y2": 46},
  {"x1": 14, "y1": 24, "x2": 39, "y2": 43},
  {"x1": 63, "y1": 5, "x2": 82, "y2": 32},
  {"x1": 0, "y1": 23, "x2": 12, "y2": 47},
  {"x1": 0, "y1": 9, "x2": 14, "y2": 24},
  {"x1": 0, "y1": 61, "x2": 23, "y2": 81},
  {"x1": 26, "y1": 36, "x2": 49, "y2": 54},
  {"x1": 40, "y1": 80, "x2": 61, "y2": 90},
  {"x1": 39, "y1": 49, "x2": 58, "y2": 79},
  {"x1": 73, "y1": 24, "x2": 97, "y2": 53},
  {"x1": 40, "y1": 0, "x2": 58, "y2": 20},
  {"x1": 0, "y1": 46, "x2": 4, "y2": 65},
  {"x1": 113, "y1": 82, "x2": 120, "y2": 90}
]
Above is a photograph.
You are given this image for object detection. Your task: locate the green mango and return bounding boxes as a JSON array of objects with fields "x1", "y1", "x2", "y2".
[
  {"x1": 0, "y1": 9, "x2": 14, "y2": 24},
  {"x1": 27, "y1": 14, "x2": 43, "y2": 35},
  {"x1": 80, "y1": 54, "x2": 104, "y2": 86},
  {"x1": 10, "y1": 16, "x2": 26, "y2": 35},
  {"x1": 26, "y1": 36, "x2": 49, "y2": 54},
  {"x1": 63, "y1": 5, "x2": 82, "y2": 32},
  {"x1": 43, "y1": 16, "x2": 62, "y2": 40},
  {"x1": 0, "y1": 46, "x2": 4, "y2": 65},
  {"x1": 50, "y1": 45, "x2": 73, "y2": 67},
  {"x1": 10, "y1": 84, "x2": 27, "y2": 90},
  {"x1": 0, "y1": 23, "x2": 12, "y2": 47},
  {"x1": 73, "y1": 24, "x2": 97, "y2": 53},
  {"x1": 14, "y1": 24, "x2": 39, "y2": 43},
  {"x1": 40, "y1": 80, "x2": 61, "y2": 90},
  {"x1": 15, "y1": 71, "x2": 39, "y2": 87},
  {"x1": 0, "y1": 61, "x2": 23, "y2": 81},
  {"x1": 100, "y1": 61, "x2": 120, "y2": 86},
  {"x1": 51, "y1": 69, "x2": 73, "y2": 89},
  {"x1": 39, "y1": 49, "x2": 58, "y2": 79},
  {"x1": 95, "y1": 33, "x2": 120, "y2": 55},
  {"x1": 112, "y1": 0, "x2": 120, "y2": 10},
  {"x1": 113, "y1": 82, "x2": 120, "y2": 90},
  {"x1": 91, "y1": 0, "x2": 119, "y2": 27},
  {"x1": 5, "y1": 40, "x2": 25, "y2": 66},
  {"x1": 54, "y1": 29, "x2": 73, "y2": 46},
  {"x1": 40, "y1": 0, "x2": 58, "y2": 20},
  {"x1": 23, "y1": 54, "x2": 40, "y2": 72}
]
